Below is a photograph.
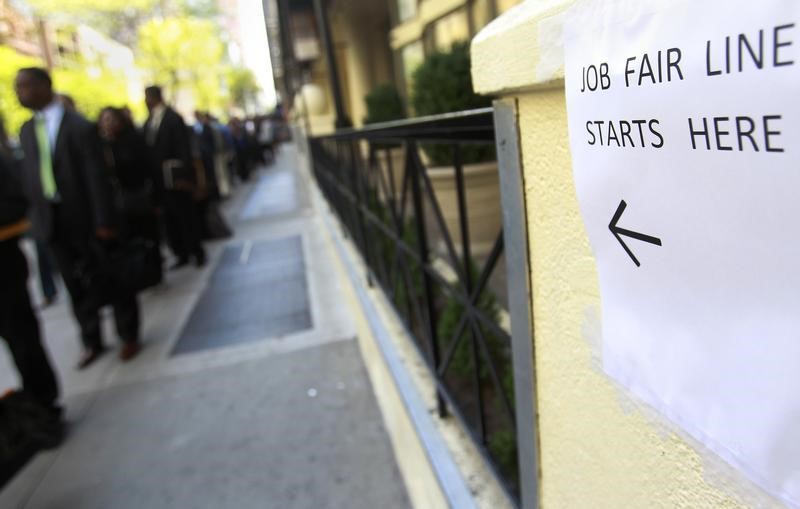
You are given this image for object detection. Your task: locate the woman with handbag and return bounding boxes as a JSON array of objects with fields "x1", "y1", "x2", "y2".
[{"x1": 97, "y1": 108, "x2": 161, "y2": 250}]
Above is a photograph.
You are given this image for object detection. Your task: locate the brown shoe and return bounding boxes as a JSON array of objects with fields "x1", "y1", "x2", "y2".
[
  {"x1": 119, "y1": 342, "x2": 141, "y2": 362},
  {"x1": 76, "y1": 348, "x2": 105, "y2": 370}
]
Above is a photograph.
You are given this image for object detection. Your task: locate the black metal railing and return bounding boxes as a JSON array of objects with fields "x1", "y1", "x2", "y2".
[{"x1": 308, "y1": 108, "x2": 519, "y2": 503}]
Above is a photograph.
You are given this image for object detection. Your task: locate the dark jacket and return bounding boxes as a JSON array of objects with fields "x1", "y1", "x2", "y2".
[
  {"x1": 195, "y1": 123, "x2": 218, "y2": 199},
  {"x1": 99, "y1": 126, "x2": 161, "y2": 202},
  {"x1": 143, "y1": 107, "x2": 195, "y2": 191},
  {"x1": 19, "y1": 110, "x2": 115, "y2": 241},
  {"x1": 0, "y1": 155, "x2": 28, "y2": 240}
]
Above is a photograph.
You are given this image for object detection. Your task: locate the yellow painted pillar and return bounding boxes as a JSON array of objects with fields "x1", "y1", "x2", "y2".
[{"x1": 471, "y1": 2, "x2": 780, "y2": 507}]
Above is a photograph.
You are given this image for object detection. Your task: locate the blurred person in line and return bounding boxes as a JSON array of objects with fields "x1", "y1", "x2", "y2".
[
  {"x1": 257, "y1": 114, "x2": 275, "y2": 164},
  {"x1": 34, "y1": 235, "x2": 59, "y2": 307},
  {"x1": 212, "y1": 115, "x2": 236, "y2": 190},
  {"x1": 1, "y1": 114, "x2": 58, "y2": 307},
  {"x1": 202, "y1": 114, "x2": 231, "y2": 198},
  {"x1": 0, "y1": 145, "x2": 63, "y2": 438},
  {"x1": 229, "y1": 117, "x2": 253, "y2": 181},
  {"x1": 97, "y1": 107, "x2": 163, "y2": 277},
  {"x1": 0, "y1": 117, "x2": 16, "y2": 161},
  {"x1": 143, "y1": 86, "x2": 205, "y2": 269},
  {"x1": 15, "y1": 67, "x2": 141, "y2": 369},
  {"x1": 192, "y1": 112, "x2": 231, "y2": 240},
  {"x1": 194, "y1": 111, "x2": 219, "y2": 202},
  {"x1": 120, "y1": 106, "x2": 134, "y2": 125},
  {"x1": 244, "y1": 117, "x2": 263, "y2": 169}
]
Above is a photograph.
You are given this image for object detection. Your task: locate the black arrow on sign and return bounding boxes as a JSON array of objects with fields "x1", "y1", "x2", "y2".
[{"x1": 609, "y1": 200, "x2": 662, "y2": 267}]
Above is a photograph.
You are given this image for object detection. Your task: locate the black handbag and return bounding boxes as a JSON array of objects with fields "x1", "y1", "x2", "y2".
[
  {"x1": 0, "y1": 391, "x2": 61, "y2": 488},
  {"x1": 115, "y1": 238, "x2": 163, "y2": 292},
  {"x1": 117, "y1": 183, "x2": 154, "y2": 217},
  {"x1": 204, "y1": 202, "x2": 232, "y2": 240},
  {"x1": 77, "y1": 238, "x2": 163, "y2": 304}
]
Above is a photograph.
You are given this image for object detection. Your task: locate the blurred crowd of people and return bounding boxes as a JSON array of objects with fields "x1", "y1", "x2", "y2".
[{"x1": 0, "y1": 67, "x2": 287, "y2": 457}]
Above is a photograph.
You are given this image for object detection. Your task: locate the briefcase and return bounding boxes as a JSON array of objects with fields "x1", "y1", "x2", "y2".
[{"x1": 162, "y1": 159, "x2": 194, "y2": 191}]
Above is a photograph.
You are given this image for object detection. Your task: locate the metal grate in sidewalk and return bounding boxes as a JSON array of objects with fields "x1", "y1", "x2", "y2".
[
  {"x1": 239, "y1": 169, "x2": 298, "y2": 220},
  {"x1": 172, "y1": 235, "x2": 312, "y2": 355}
]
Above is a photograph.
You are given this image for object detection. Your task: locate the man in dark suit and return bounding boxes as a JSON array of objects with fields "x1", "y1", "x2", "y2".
[
  {"x1": 143, "y1": 86, "x2": 205, "y2": 269},
  {"x1": 15, "y1": 67, "x2": 141, "y2": 369},
  {"x1": 0, "y1": 143, "x2": 60, "y2": 411}
]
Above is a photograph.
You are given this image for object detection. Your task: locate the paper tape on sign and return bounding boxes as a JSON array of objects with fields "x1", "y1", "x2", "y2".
[{"x1": 564, "y1": 0, "x2": 800, "y2": 506}]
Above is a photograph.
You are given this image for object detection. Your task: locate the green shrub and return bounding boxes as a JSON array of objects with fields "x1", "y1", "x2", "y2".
[
  {"x1": 364, "y1": 84, "x2": 405, "y2": 151},
  {"x1": 410, "y1": 42, "x2": 489, "y2": 117},
  {"x1": 488, "y1": 430, "x2": 519, "y2": 489},
  {"x1": 364, "y1": 84, "x2": 405, "y2": 125},
  {"x1": 436, "y1": 262, "x2": 503, "y2": 379},
  {"x1": 410, "y1": 42, "x2": 494, "y2": 166}
]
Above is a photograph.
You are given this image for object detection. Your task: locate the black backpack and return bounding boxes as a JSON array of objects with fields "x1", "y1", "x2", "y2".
[{"x1": 0, "y1": 391, "x2": 63, "y2": 488}]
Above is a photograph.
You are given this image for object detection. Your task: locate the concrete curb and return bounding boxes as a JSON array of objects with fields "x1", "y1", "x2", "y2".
[{"x1": 321, "y1": 206, "x2": 478, "y2": 509}]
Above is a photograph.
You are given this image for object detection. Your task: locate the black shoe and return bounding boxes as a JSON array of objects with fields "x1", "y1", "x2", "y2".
[
  {"x1": 170, "y1": 258, "x2": 190, "y2": 270},
  {"x1": 194, "y1": 250, "x2": 207, "y2": 267}
]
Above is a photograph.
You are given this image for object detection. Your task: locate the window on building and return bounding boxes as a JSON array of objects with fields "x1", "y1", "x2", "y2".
[
  {"x1": 397, "y1": 0, "x2": 417, "y2": 23},
  {"x1": 400, "y1": 41, "x2": 424, "y2": 99},
  {"x1": 290, "y1": 10, "x2": 320, "y2": 62},
  {"x1": 434, "y1": 8, "x2": 469, "y2": 51}
]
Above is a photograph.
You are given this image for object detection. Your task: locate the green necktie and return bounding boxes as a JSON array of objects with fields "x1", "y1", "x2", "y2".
[{"x1": 35, "y1": 115, "x2": 56, "y2": 199}]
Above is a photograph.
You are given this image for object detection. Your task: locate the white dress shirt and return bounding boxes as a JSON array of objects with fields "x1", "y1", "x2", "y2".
[
  {"x1": 147, "y1": 104, "x2": 167, "y2": 146},
  {"x1": 37, "y1": 99, "x2": 65, "y2": 153}
]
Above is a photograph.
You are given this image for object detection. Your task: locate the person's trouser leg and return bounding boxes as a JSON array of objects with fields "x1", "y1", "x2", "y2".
[
  {"x1": 112, "y1": 290, "x2": 140, "y2": 344},
  {"x1": 0, "y1": 239, "x2": 59, "y2": 407},
  {"x1": 195, "y1": 198, "x2": 209, "y2": 240},
  {"x1": 49, "y1": 240, "x2": 103, "y2": 351},
  {"x1": 164, "y1": 192, "x2": 189, "y2": 261},
  {"x1": 35, "y1": 239, "x2": 58, "y2": 301},
  {"x1": 173, "y1": 190, "x2": 205, "y2": 261}
]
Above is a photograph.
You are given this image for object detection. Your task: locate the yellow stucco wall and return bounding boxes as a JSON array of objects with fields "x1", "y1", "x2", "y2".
[
  {"x1": 390, "y1": 0, "x2": 467, "y2": 49},
  {"x1": 332, "y1": 3, "x2": 394, "y2": 128},
  {"x1": 518, "y1": 88, "x2": 755, "y2": 508},
  {"x1": 473, "y1": 2, "x2": 784, "y2": 507}
]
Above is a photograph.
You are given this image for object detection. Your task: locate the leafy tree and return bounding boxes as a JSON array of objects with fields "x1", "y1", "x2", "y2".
[
  {"x1": 227, "y1": 67, "x2": 261, "y2": 114},
  {"x1": 26, "y1": 0, "x2": 218, "y2": 46},
  {"x1": 174, "y1": 0, "x2": 219, "y2": 18},
  {"x1": 137, "y1": 16, "x2": 228, "y2": 113},
  {"x1": 27, "y1": 0, "x2": 155, "y2": 10},
  {"x1": 53, "y1": 63, "x2": 134, "y2": 120},
  {"x1": 0, "y1": 45, "x2": 135, "y2": 136},
  {"x1": 26, "y1": 0, "x2": 158, "y2": 47},
  {"x1": 22, "y1": 1, "x2": 243, "y2": 118}
]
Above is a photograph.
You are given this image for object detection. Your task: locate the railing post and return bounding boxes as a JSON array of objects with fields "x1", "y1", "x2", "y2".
[
  {"x1": 454, "y1": 144, "x2": 487, "y2": 443},
  {"x1": 408, "y1": 142, "x2": 448, "y2": 418},
  {"x1": 494, "y1": 98, "x2": 539, "y2": 509},
  {"x1": 306, "y1": 109, "x2": 524, "y2": 503},
  {"x1": 349, "y1": 140, "x2": 374, "y2": 287},
  {"x1": 332, "y1": 141, "x2": 350, "y2": 240}
]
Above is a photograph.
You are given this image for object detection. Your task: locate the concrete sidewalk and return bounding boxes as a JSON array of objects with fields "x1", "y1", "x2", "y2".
[{"x1": 0, "y1": 146, "x2": 411, "y2": 509}]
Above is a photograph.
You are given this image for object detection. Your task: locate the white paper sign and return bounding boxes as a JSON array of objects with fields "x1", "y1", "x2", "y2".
[{"x1": 564, "y1": 0, "x2": 800, "y2": 505}]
